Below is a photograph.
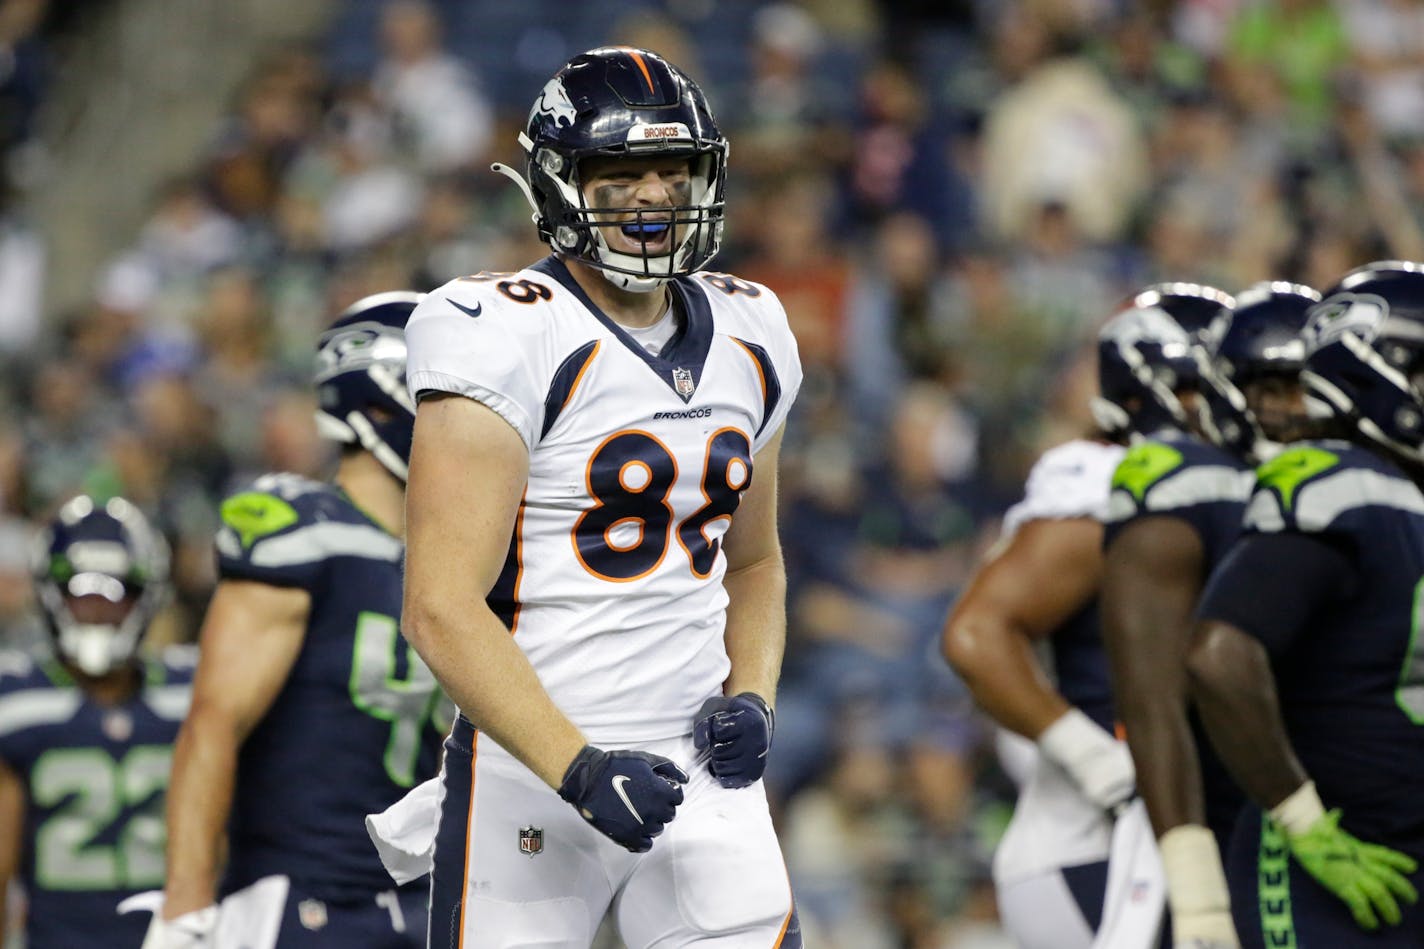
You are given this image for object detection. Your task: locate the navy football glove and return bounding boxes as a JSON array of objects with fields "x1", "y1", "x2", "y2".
[
  {"x1": 693, "y1": 691, "x2": 774, "y2": 789},
  {"x1": 557, "y1": 745, "x2": 688, "y2": 853}
]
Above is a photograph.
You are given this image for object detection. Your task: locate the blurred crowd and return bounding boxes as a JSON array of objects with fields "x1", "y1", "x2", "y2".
[{"x1": 3, "y1": 0, "x2": 1424, "y2": 945}]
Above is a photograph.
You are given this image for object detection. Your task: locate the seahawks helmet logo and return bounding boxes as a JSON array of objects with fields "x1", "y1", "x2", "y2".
[
  {"x1": 1305, "y1": 292, "x2": 1387, "y2": 353},
  {"x1": 532, "y1": 77, "x2": 577, "y2": 128}
]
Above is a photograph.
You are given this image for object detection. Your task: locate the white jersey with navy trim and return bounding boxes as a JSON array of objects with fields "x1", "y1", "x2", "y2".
[{"x1": 405, "y1": 256, "x2": 802, "y2": 743}]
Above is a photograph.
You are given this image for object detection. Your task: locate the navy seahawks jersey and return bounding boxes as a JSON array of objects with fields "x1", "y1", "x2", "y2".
[
  {"x1": 1105, "y1": 432, "x2": 1254, "y2": 843},
  {"x1": 214, "y1": 474, "x2": 447, "y2": 900},
  {"x1": 0, "y1": 647, "x2": 195, "y2": 949},
  {"x1": 1104, "y1": 432, "x2": 1254, "y2": 562},
  {"x1": 1237, "y1": 441, "x2": 1424, "y2": 855}
]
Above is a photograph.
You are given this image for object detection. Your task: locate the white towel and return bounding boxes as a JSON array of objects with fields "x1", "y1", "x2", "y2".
[
  {"x1": 118, "y1": 875, "x2": 288, "y2": 949},
  {"x1": 365, "y1": 775, "x2": 443, "y2": 885}
]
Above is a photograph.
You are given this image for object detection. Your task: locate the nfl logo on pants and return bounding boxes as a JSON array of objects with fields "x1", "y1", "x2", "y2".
[{"x1": 519, "y1": 826, "x2": 543, "y2": 856}]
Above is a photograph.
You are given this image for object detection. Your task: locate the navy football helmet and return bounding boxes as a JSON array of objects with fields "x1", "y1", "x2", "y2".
[
  {"x1": 32, "y1": 495, "x2": 170, "y2": 677},
  {"x1": 493, "y1": 46, "x2": 727, "y2": 292},
  {"x1": 1093, "y1": 283, "x2": 1235, "y2": 440},
  {"x1": 1300, "y1": 261, "x2": 1424, "y2": 464},
  {"x1": 314, "y1": 291, "x2": 420, "y2": 482},
  {"x1": 1197, "y1": 281, "x2": 1320, "y2": 462}
]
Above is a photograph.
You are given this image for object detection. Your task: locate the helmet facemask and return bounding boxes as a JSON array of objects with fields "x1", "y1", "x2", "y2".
[{"x1": 34, "y1": 496, "x2": 170, "y2": 678}]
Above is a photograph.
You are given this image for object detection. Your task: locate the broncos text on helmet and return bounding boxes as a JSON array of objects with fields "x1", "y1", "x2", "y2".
[
  {"x1": 31, "y1": 495, "x2": 170, "y2": 677},
  {"x1": 1092, "y1": 283, "x2": 1235, "y2": 441},
  {"x1": 314, "y1": 291, "x2": 421, "y2": 482},
  {"x1": 1301, "y1": 260, "x2": 1424, "y2": 466},
  {"x1": 1196, "y1": 281, "x2": 1320, "y2": 463},
  {"x1": 492, "y1": 46, "x2": 727, "y2": 293}
]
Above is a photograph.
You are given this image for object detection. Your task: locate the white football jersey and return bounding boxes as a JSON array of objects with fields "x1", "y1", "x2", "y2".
[{"x1": 405, "y1": 257, "x2": 802, "y2": 743}]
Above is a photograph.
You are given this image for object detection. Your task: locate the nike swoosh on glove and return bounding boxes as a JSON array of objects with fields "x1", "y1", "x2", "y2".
[
  {"x1": 1285, "y1": 809, "x2": 1419, "y2": 930},
  {"x1": 140, "y1": 905, "x2": 218, "y2": 949},
  {"x1": 557, "y1": 744, "x2": 688, "y2": 853},
  {"x1": 693, "y1": 691, "x2": 774, "y2": 789}
]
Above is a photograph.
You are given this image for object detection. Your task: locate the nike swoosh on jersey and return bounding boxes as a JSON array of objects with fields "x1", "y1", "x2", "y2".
[
  {"x1": 611, "y1": 774, "x2": 643, "y2": 823},
  {"x1": 448, "y1": 299, "x2": 483, "y2": 319}
]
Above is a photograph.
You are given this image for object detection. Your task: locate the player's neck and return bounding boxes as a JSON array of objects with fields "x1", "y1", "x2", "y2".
[
  {"x1": 71, "y1": 662, "x2": 141, "y2": 706},
  {"x1": 335, "y1": 452, "x2": 406, "y2": 539},
  {"x1": 563, "y1": 256, "x2": 672, "y2": 329}
]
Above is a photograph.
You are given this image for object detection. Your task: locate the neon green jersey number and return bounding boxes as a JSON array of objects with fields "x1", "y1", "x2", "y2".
[
  {"x1": 32, "y1": 745, "x2": 170, "y2": 890},
  {"x1": 1398, "y1": 578, "x2": 1424, "y2": 724},
  {"x1": 349, "y1": 611, "x2": 442, "y2": 787}
]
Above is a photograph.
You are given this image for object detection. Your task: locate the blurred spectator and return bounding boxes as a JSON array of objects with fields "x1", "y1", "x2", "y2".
[
  {"x1": 845, "y1": 58, "x2": 975, "y2": 252},
  {"x1": 1341, "y1": 0, "x2": 1424, "y2": 140},
  {"x1": 980, "y1": 25, "x2": 1147, "y2": 244},
  {"x1": 0, "y1": 516, "x2": 37, "y2": 651},
  {"x1": 738, "y1": 172, "x2": 850, "y2": 372},
  {"x1": 1225, "y1": 0, "x2": 1349, "y2": 138},
  {"x1": 372, "y1": 0, "x2": 493, "y2": 173}
]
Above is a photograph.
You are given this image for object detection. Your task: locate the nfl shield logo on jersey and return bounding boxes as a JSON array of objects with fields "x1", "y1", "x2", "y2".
[
  {"x1": 519, "y1": 825, "x2": 544, "y2": 856},
  {"x1": 672, "y1": 367, "x2": 696, "y2": 399},
  {"x1": 298, "y1": 898, "x2": 328, "y2": 930}
]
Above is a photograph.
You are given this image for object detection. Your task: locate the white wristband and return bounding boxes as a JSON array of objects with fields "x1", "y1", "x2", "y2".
[
  {"x1": 1036, "y1": 707, "x2": 1114, "y2": 763},
  {"x1": 1159, "y1": 824, "x2": 1230, "y2": 916},
  {"x1": 1268, "y1": 780, "x2": 1325, "y2": 837}
]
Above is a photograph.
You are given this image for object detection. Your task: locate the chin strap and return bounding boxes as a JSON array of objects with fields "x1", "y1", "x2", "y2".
[{"x1": 491, "y1": 162, "x2": 540, "y2": 224}]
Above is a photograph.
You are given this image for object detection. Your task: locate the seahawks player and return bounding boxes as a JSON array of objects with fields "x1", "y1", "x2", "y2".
[
  {"x1": 1189, "y1": 262, "x2": 1424, "y2": 946},
  {"x1": 144, "y1": 293, "x2": 446, "y2": 948},
  {"x1": 1097, "y1": 283, "x2": 1262, "y2": 948},
  {"x1": 0, "y1": 495, "x2": 193, "y2": 948}
]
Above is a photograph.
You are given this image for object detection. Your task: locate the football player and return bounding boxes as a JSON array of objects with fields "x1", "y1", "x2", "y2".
[
  {"x1": 941, "y1": 358, "x2": 1142, "y2": 947},
  {"x1": 1189, "y1": 262, "x2": 1424, "y2": 946},
  {"x1": 142, "y1": 292, "x2": 447, "y2": 947},
  {"x1": 390, "y1": 47, "x2": 802, "y2": 947},
  {"x1": 0, "y1": 495, "x2": 193, "y2": 948},
  {"x1": 1101, "y1": 282, "x2": 1322, "y2": 949}
]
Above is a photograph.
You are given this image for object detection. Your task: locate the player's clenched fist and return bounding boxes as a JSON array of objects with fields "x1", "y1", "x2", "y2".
[
  {"x1": 693, "y1": 691, "x2": 775, "y2": 788},
  {"x1": 557, "y1": 745, "x2": 688, "y2": 852}
]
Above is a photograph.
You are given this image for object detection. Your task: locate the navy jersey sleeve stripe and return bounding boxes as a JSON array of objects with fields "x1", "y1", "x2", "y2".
[
  {"x1": 540, "y1": 340, "x2": 600, "y2": 441},
  {"x1": 730, "y1": 336, "x2": 781, "y2": 437}
]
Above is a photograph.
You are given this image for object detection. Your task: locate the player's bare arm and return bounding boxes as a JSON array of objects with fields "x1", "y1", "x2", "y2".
[
  {"x1": 719, "y1": 425, "x2": 788, "y2": 706},
  {"x1": 161, "y1": 580, "x2": 308, "y2": 919},
  {"x1": 943, "y1": 516, "x2": 1103, "y2": 738},
  {"x1": 0, "y1": 756, "x2": 22, "y2": 935},
  {"x1": 1186, "y1": 619, "x2": 1308, "y2": 808},
  {"x1": 402, "y1": 393, "x2": 587, "y2": 789},
  {"x1": 1100, "y1": 515, "x2": 1207, "y2": 837}
]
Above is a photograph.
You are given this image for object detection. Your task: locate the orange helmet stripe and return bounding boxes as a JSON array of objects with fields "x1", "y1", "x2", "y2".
[{"x1": 626, "y1": 49, "x2": 656, "y2": 93}]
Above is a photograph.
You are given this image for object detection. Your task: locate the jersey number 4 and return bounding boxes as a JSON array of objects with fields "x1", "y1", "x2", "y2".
[
  {"x1": 350, "y1": 612, "x2": 447, "y2": 787},
  {"x1": 574, "y1": 428, "x2": 752, "y2": 582}
]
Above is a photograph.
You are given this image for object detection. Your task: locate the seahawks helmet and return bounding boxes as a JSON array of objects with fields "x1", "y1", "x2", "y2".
[
  {"x1": 493, "y1": 46, "x2": 727, "y2": 293},
  {"x1": 1300, "y1": 261, "x2": 1424, "y2": 464},
  {"x1": 32, "y1": 495, "x2": 170, "y2": 677},
  {"x1": 314, "y1": 291, "x2": 420, "y2": 482},
  {"x1": 1093, "y1": 283, "x2": 1235, "y2": 440},
  {"x1": 1196, "y1": 281, "x2": 1319, "y2": 462}
]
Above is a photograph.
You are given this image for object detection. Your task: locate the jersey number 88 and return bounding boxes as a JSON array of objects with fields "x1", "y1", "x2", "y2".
[{"x1": 574, "y1": 428, "x2": 752, "y2": 582}]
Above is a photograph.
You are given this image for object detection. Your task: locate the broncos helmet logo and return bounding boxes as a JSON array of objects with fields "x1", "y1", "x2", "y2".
[{"x1": 531, "y1": 77, "x2": 577, "y2": 128}]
